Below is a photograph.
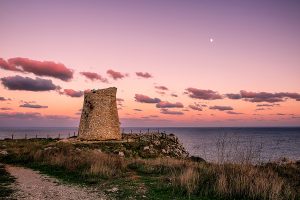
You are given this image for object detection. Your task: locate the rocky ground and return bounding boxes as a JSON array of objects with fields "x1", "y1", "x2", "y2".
[
  {"x1": 5, "y1": 165, "x2": 108, "y2": 200},
  {"x1": 63, "y1": 132, "x2": 191, "y2": 159}
]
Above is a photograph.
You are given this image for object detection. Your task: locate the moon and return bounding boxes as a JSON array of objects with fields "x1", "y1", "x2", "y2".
[{"x1": 210, "y1": 38, "x2": 214, "y2": 43}]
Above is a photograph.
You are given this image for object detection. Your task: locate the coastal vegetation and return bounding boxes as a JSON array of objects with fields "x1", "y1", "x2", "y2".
[
  {"x1": 0, "y1": 163, "x2": 15, "y2": 199},
  {"x1": 0, "y1": 138, "x2": 299, "y2": 200}
]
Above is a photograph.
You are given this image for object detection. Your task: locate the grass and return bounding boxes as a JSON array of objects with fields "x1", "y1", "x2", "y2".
[
  {"x1": 0, "y1": 163, "x2": 15, "y2": 199},
  {"x1": 0, "y1": 139, "x2": 299, "y2": 200}
]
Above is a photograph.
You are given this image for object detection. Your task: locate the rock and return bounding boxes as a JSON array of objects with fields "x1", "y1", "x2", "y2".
[
  {"x1": 44, "y1": 147, "x2": 53, "y2": 151},
  {"x1": 89, "y1": 132, "x2": 190, "y2": 159},
  {"x1": 190, "y1": 156, "x2": 206, "y2": 162},
  {"x1": 274, "y1": 157, "x2": 296, "y2": 165},
  {"x1": 152, "y1": 140, "x2": 160, "y2": 146},
  {"x1": 0, "y1": 150, "x2": 8, "y2": 155},
  {"x1": 106, "y1": 187, "x2": 118, "y2": 193},
  {"x1": 143, "y1": 146, "x2": 150, "y2": 150}
]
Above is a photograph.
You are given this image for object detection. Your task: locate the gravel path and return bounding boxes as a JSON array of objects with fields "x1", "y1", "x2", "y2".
[{"x1": 5, "y1": 165, "x2": 107, "y2": 200}]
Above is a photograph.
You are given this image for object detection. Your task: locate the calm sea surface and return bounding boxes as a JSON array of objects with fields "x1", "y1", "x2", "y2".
[{"x1": 0, "y1": 127, "x2": 299, "y2": 162}]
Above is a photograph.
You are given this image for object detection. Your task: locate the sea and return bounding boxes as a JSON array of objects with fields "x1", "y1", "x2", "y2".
[{"x1": 0, "y1": 127, "x2": 299, "y2": 163}]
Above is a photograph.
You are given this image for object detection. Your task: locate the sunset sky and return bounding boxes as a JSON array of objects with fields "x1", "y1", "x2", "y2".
[{"x1": 1, "y1": 0, "x2": 300, "y2": 127}]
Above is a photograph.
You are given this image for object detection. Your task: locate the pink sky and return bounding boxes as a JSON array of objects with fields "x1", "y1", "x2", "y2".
[{"x1": 0, "y1": 0, "x2": 300, "y2": 127}]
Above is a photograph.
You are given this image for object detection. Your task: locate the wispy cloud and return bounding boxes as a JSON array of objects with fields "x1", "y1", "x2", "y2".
[
  {"x1": 136, "y1": 72, "x2": 152, "y2": 78},
  {"x1": 107, "y1": 69, "x2": 128, "y2": 80},
  {"x1": 185, "y1": 88, "x2": 222, "y2": 100},
  {"x1": 20, "y1": 103, "x2": 48, "y2": 109},
  {"x1": 160, "y1": 108, "x2": 184, "y2": 115},
  {"x1": 80, "y1": 71, "x2": 108, "y2": 82},
  {"x1": 240, "y1": 90, "x2": 300, "y2": 103},
  {"x1": 209, "y1": 105, "x2": 233, "y2": 111},
  {"x1": 61, "y1": 89, "x2": 84, "y2": 97},
  {"x1": 188, "y1": 103, "x2": 202, "y2": 111},
  {"x1": 156, "y1": 101, "x2": 183, "y2": 108},
  {"x1": 155, "y1": 85, "x2": 168, "y2": 91},
  {"x1": 135, "y1": 94, "x2": 161, "y2": 103},
  {"x1": 0, "y1": 96, "x2": 11, "y2": 101},
  {"x1": 227, "y1": 111, "x2": 243, "y2": 115}
]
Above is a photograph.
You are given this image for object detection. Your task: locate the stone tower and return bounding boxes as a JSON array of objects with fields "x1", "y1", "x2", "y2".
[{"x1": 78, "y1": 87, "x2": 121, "y2": 140}]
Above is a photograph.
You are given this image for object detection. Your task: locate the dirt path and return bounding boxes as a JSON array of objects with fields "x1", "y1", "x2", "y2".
[{"x1": 5, "y1": 165, "x2": 108, "y2": 200}]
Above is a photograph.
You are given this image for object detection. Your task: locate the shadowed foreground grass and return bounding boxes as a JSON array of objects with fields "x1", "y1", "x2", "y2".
[
  {"x1": 0, "y1": 139, "x2": 299, "y2": 200},
  {"x1": 0, "y1": 163, "x2": 15, "y2": 199}
]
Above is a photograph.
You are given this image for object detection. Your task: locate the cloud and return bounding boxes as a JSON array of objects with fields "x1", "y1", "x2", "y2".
[
  {"x1": 171, "y1": 93, "x2": 178, "y2": 97},
  {"x1": 5, "y1": 57, "x2": 73, "y2": 81},
  {"x1": 226, "y1": 93, "x2": 242, "y2": 99},
  {"x1": 0, "y1": 58, "x2": 22, "y2": 72},
  {"x1": 155, "y1": 86, "x2": 168, "y2": 91},
  {"x1": 136, "y1": 72, "x2": 152, "y2": 78},
  {"x1": 160, "y1": 108, "x2": 184, "y2": 115},
  {"x1": 227, "y1": 111, "x2": 243, "y2": 115},
  {"x1": 120, "y1": 117, "x2": 170, "y2": 127},
  {"x1": 156, "y1": 91, "x2": 166, "y2": 95},
  {"x1": 291, "y1": 116, "x2": 300, "y2": 119},
  {"x1": 1, "y1": 75, "x2": 59, "y2": 91},
  {"x1": 209, "y1": 106, "x2": 233, "y2": 111},
  {"x1": 0, "y1": 112, "x2": 41, "y2": 119},
  {"x1": 149, "y1": 115, "x2": 159, "y2": 118},
  {"x1": 255, "y1": 108, "x2": 267, "y2": 111},
  {"x1": 134, "y1": 94, "x2": 161, "y2": 103},
  {"x1": 133, "y1": 109, "x2": 143, "y2": 111},
  {"x1": 240, "y1": 90, "x2": 300, "y2": 103},
  {"x1": 188, "y1": 103, "x2": 202, "y2": 111},
  {"x1": 256, "y1": 104, "x2": 276, "y2": 107},
  {"x1": 0, "y1": 107, "x2": 13, "y2": 110},
  {"x1": 0, "y1": 96, "x2": 11, "y2": 101},
  {"x1": 20, "y1": 103, "x2": 48, "y2": 109},
  {"x1": 0, "y1": 112, "x2": 79, "y2": 126},
  {"x1": 141, "y1": 115, "x2": 159, "y2": 119},
  {"x1": 80, "y1": 72, "x2": 108, "y2": 83},
  {"x1": 156, "y1": 101, "x2": 184, "y2": 108},
  {"x1": 116, "y1": 98, "x2": 125, "y2": 107},
  {"x1": 107, "y1": 69, "x2": 128, "y2": 80},
  {"x1": 45, "y1": 115, "x2": 78, "y2": 120},
  {"x1": 185, "y1": 88, "x2": 222, "y2": 100},
  {"x1": 61, "y1": 89, "x2": 84, "y2": 97}
]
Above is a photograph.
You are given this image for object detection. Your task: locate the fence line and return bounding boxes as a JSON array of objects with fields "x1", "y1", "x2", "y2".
[{"x1": 0, "y1": 129, "x2": 167, "y2": 140}]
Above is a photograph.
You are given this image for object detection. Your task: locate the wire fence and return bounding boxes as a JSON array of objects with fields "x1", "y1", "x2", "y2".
[{"x1": 0, "y1": 128, "x2": 167, "y2": 140}]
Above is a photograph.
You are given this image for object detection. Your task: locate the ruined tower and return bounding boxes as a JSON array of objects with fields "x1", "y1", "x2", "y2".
[{"x1": 78, "y1": 87, "x2": 121, "y2": 140}]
